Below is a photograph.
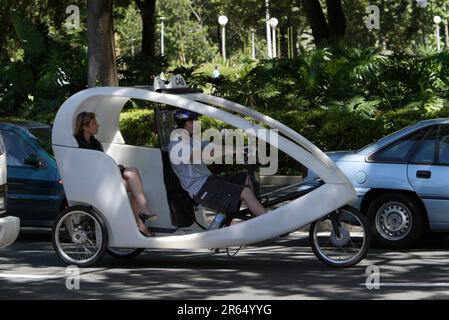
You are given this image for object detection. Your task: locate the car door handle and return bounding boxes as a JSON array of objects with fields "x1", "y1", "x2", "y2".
[{"x1": 416, "y1": 170, "x2": 431, "y2": 179}]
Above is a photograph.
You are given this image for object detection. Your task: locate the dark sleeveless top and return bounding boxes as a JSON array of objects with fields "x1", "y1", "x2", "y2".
[
  {"x1": 75, "y1": 135, "x2": 126, "y2": 175},
  {"x1": 75, "y1": 135, "x2": 104, "y2": 152}
]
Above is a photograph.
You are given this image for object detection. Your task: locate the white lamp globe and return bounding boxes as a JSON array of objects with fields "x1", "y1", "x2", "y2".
[
  {"x1": 218, "y1": 15, "x2": 228, "y2": 26},
  {"x1": 434, "y1": 15, "x2": 442, "y2": 24},
  {"x1": 416, "y1": 0, "x2": 428, "y2": 9},
  {"x1": 269, "y1": 17, "x2": 278, "y2": 28}
]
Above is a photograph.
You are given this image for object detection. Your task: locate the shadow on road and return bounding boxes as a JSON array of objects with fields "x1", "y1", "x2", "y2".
[{"x1": 0, "y1": 229, "x2": 448, "y2": 299}]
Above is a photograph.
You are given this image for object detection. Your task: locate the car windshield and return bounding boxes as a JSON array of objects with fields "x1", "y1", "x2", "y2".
[{"x1": 28, "y1": 127, "x2": 54, "y2": 159}]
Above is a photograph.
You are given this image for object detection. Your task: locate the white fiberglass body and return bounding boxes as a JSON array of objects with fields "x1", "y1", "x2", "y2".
[
  {"x1": 52, "y1": 85, "x2": 356, "y2": 249},
  {"x1": 0, "y1": 135, "x2": 20, "y2": 248}
]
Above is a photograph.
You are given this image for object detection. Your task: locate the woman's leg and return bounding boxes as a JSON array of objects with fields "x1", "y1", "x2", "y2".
[
  {"x1": 122, "y1": 167, "x2": 153, "y2": 216},
  {"x1": 240, "y1": 187, "x2": 266, "y2": 217},
  {"x1": 245, "y1": 175, "x2": 253, "y2": 190},
  {"x1": 124, "y1": 180, "x2": 153, "y2": 236}
]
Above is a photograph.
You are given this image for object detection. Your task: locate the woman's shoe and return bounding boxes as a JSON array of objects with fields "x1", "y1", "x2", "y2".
[
  {"x1": 139, "y1": 212, "x2": 158, "y2": 222},
  {"x1": 139, "y1": 227, "x2": 155, "y2": 237}
]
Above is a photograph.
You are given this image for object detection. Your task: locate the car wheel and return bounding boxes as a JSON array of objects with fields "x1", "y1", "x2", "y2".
[{"x1": 367, "y1": 193, "x2": 425, "y2": 249}]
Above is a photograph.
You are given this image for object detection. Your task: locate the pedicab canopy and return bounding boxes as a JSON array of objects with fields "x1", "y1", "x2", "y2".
[
  {"x1": 51, "y1": 74, "x2": 357, "y2": 251},
  {"x1": 52, "y1": 75, "x2": 351, "y2": 186}
]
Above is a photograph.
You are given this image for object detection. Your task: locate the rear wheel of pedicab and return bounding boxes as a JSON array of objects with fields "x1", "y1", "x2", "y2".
[
  {"x1": 309, "y1": 205, "x2": 371, "y2": 268},
  {"x1": 52, "y1": 206, "x2": 108, "y2": 267},
  {"x1": 107, "y1": 248, "x2": 145, "y2": 259}
]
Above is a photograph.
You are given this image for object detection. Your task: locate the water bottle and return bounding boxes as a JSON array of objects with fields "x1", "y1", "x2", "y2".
[{"x1": 208, "y1": 213, "x2": 226, "y2": 230}]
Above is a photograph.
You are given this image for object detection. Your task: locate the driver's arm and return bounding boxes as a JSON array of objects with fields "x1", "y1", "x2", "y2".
[{"x1": 202, "y1": 142, "x2": 242, "y2": 162}]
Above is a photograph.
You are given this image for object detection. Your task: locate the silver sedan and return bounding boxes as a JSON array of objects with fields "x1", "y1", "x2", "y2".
[{"x1": 305, "y1": 118, "x2": 449, "y2": 248}]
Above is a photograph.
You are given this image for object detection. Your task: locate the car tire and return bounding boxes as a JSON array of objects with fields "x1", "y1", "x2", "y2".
[{"x1": 367, "y1": 193, "x2": 425, "y2": 249}]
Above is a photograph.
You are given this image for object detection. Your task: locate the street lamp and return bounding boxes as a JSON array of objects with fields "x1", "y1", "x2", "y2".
[
  {"x1": 160, "y1": 17, "x2": 165, "y2": 56},
  {"x1": 269, "y1": 17, "x2": 278, "y2": 58},
  {"x1": 218, "y1": 15, "x2": 228, "y2": 61},
  {"x1": 251, "y1": 28, "x2": 256, "y2": 60},
  {"x1": 265, "y1": 0, "x2": 272, "y2": 59},
  {"x1": 434, "y1": 15, "x2": 442, "y2": 51}
]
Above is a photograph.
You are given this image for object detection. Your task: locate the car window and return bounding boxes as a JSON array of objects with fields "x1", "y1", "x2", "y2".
[
  {"x1": 358, "y1": 123, "x2": 419, "y2": 153},
  {"x1": 437, "y1": 125, "x2": 449, "y2": 165},
  {"x1": 369, "y1": 129, "x2": 427, "y2": 162},
  {"x1": 28, "y1": 127, "x2": 54, "y2": 159},
  {"x1": 410, "y1": 128, "x2": 437, "y2": 164},
  {"x1": 0, "y1": 130, "x2": 37, "y2": 167}
]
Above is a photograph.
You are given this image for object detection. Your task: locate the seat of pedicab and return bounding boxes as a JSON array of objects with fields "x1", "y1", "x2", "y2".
[
  {"x1": 161, "y1": 151, "x2": 198, "y2": 228},
  {"x1": 161, "y1": 150, "x2": 247, "y2": 229}
]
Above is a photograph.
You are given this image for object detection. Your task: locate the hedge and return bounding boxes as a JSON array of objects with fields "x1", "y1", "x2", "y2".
[{"x1": 116, "y1": 106, "x2": 449, "y2": 175}]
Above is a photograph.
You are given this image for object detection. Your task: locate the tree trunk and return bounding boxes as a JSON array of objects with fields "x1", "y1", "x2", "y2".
[
  {"x1": 87, "y1": 0, "x2": 118, "y2": 87},
  {"x1": 135, "y1": 0, "x2": 156, "y2": 60},
  {"x1": 326, "y1": 0, "x2": 346, "y2": 43},
  {"x1": 302, "y1": 0, "x2": 329, "y2": 46}
]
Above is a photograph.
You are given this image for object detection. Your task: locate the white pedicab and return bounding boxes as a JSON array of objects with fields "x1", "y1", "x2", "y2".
[{"x1": 51, "y1": 75, "x2": 371, "y2": 268}]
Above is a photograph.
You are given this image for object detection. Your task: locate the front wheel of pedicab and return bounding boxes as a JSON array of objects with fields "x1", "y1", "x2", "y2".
[
  {"x1": 51, "y1": 206, "x2": 109, "y2": 267},
  {"x1": 309, "y1": 205, "x2": 371, "y2": 268}
]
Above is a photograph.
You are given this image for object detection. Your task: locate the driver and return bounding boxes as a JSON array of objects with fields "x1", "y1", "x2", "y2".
[{"x1": 168, "y1": 109, "x2": 267, "y2": 218}]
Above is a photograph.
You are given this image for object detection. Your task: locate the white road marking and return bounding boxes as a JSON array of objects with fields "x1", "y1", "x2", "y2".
[
  {"x1": 361, "y1": 283, "x2": 449, "y2": 288},
  {"x1": 0, "y1": 274, "x2": 62, "y2": 279}
]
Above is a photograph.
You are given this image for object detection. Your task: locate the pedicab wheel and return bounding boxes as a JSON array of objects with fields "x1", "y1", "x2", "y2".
[
  {"x1": 51, "y1": 206, "x2": 108, "y2": 267},
  {"x1": 107, "y1": 248, "x2": 145, "y2": 259},
  {"x1": 309, "y1": 205, "x2": 371, "y2": 268}
]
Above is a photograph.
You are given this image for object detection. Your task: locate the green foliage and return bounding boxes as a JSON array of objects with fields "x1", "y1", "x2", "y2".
[
  {"x1": 190, "y1": 44, "x2": 449, "y2": 118},
  {"x1": 120, "y1": 109, "x2": 159, "y2": 147},
  {"x1": 9, "y1": 10, "x2": 47, "y2": 58},
  {"x1": 117, "y1": 54, "x2": 166, "y2": 86},
  {"x1": 344, "y1": 0, "x2": 449, "y2": 52},
  {"x1": 0, "y1": 10, "x2": 87, "y2": 121},
  {"x1": 157, "y1": 0, "x2": 218, "y2": 64},
  {"x1": 114, "y1": 3, "x2": 142, "y2": 58}
]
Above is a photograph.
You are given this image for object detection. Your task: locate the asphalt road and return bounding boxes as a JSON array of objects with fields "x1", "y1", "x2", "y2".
[{"x1": 1, "y1": 229, "x2": 449, "y2": 300}]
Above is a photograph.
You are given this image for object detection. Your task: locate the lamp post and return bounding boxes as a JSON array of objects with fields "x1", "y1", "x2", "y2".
[
  {"x1": 160, "y1": 17, "x2": 165, "y2": 56},
  {"x1": 218, "y1": 15, "x2": 228, "y2": 61},
  {"x1": 445, "y1": 18, "x2": 449, "y2": 48},
  {"x1": 416, "y1": 0, "x2": 428, "y2": 45},
  {"x1": 269, "y1": 17, "x2": 278, "y2": 58},
  {"x1": 130, "y1": 38, "x2": 136, "y2": 57},
  {"x1": 251, "y1": 28, "x2": 256, "y2": 60},
  {"x1": 434, "y1": 15, "x2": 442, "y2": 51},
  {"x1": 265, "y1": 0, "x2": 272, "y2": 59}
]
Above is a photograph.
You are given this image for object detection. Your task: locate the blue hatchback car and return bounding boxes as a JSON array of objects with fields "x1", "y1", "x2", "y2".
[
  {"x1": 305, "y1": 118, "x2": 449, "y2": 248},
  {"x1": 0, "y1": 121, "x2": 66, "y2": 227}
]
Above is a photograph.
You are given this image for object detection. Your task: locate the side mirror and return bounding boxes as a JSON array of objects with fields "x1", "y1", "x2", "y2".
[{"x1": 24, "y1": 154, "x2": 42, "y2": 168}]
